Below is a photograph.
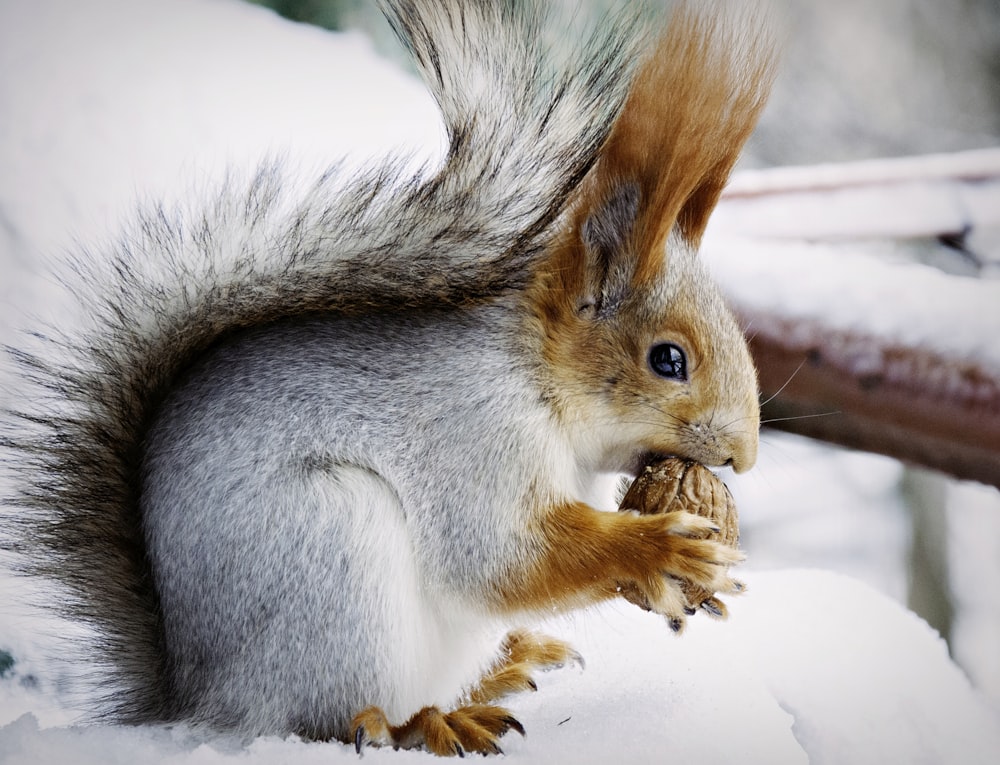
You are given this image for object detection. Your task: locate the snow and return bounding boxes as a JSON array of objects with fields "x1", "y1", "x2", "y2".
[
  {"x1": 0, "y1": 0, "x2": 443, "y2": 300},
  {"x1": 3, "y1": 572, "x2": 998, "y2": 764},
  {"x1": 728, "y1": 434, "x2": 910, "y2": 600},
  {"x1": 947, "y1": 480, "x2": 1000, "y2": 701},
  {"x1": 701, "y1": 233, "x2": 1000, "y2": 375},
  {"x1": 717, "y1": 147, "x2": 1000, "y2": 247},
  {"x1": 1, "y1": 0, "x2": 999, "y2": 763},
  {"x1": 713, "y1": 171, "x2": 1000, "y2": 244}
]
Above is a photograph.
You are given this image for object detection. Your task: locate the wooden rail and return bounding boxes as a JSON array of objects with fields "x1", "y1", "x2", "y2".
[{"x1": 708, "y1": 148, "x2": 1000, "y2": 487}]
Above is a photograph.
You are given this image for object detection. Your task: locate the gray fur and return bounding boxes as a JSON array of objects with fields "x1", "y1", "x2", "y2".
[
  {"x1": 0, "y1": 0, "x2": 651, "y2": 734},
  {"x1": 142, "y1": 306, "x2": 551, "y2": 737},
  {"x1": 581, "y1": 182, "x2": 642, "y2": 316}
]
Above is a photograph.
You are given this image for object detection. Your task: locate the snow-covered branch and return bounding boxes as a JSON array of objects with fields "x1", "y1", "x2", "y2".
[
  {"x1": 746, "y1": 306, "x2": 1000, "y2": 487},
  {"x1": 707, "y1": 150, "x2": 1000, "y2": 486},
  {"x1": 717, "y1": 148, "x2": 1000, "y2": 246}
]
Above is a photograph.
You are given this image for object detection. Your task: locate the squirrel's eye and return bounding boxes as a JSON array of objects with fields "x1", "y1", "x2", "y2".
[{"x1": 649, "y1": 343, "x2": 687, "y2": 381}]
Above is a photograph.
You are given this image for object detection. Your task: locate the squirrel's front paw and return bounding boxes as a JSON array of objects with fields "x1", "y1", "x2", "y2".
[
  {"x1": 617, "y1": 510, "x2": 744, "y2": 633},
  {"x1": 617, "y1": 457, "x2": 746, "y2": 632}
]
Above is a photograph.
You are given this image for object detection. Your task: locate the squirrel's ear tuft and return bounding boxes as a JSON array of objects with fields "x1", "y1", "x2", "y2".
[{"x1": 572, "y1": 1, "x2": 776, "y2": 286}]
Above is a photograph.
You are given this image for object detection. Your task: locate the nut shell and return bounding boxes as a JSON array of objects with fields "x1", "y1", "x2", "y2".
[
  {"x1": 619, "y1": 457, "x2": 739, "y2": 544},
  {"x1": 618, "y1": 456, "x2": 741, "y2": 614}
]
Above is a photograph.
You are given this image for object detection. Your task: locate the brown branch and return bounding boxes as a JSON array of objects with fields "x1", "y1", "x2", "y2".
[{"x1": 746, "y1": 315, "x2": 1000, "y2": 488}]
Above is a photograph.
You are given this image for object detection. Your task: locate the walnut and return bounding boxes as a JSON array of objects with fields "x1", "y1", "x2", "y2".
[{"x1": 618, "y1": 456, "x2": 742, "y2": 619}]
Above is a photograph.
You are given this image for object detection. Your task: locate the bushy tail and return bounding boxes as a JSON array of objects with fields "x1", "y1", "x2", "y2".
[
  {"x1": 379, "y1": 0, "x2": 649, "y2": 264},
  {"x1": 0, "y1": 0, "x2": 651, "y2": 721}
]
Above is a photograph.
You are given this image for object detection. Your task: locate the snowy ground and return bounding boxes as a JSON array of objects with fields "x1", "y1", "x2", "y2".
[
  {"x1": 1, "y1": 0, "x2": 999, "y2": 762},
  {"x1": 2, "y1": 571, "x2": 998, "y2": 765}
]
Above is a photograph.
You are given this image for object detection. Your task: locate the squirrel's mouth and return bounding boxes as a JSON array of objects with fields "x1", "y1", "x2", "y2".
[{"x1": 624, "y1": 450, "x2": 673, "y2": 478}]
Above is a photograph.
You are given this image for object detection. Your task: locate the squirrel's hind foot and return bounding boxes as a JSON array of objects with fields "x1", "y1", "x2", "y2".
[
  {"x1": 468, "y1": 629, "x2": 584, "y2": 704},
  {"x1": 349, "y1": 630, "x2": 578, "y2": 756},
  {"x1": 350, "y1": 703, "x2": 524, "y2": 757}
]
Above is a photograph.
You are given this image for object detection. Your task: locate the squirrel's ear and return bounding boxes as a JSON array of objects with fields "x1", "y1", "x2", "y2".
[
  {"x1": 573, "y1": 2, "x2": 775, "y2": 287},
  {"x1": 578, "y1": 182, "x2": 640, "y2": 317}
]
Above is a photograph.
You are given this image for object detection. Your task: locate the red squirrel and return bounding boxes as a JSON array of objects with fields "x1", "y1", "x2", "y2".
[{"x1": 1, "y1": 0, "x2": 774, "y2": 756}]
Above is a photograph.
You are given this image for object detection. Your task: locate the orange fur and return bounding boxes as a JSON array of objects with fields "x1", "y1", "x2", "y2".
[
  {"x1": 468, "y1": 630, "x2": 582, "y2": 704},
  {"x1": 583, "y1": 2, "x2": 775, "y2": 275},
  {"x1": 350, "y1": 704, "x2": 524, "y2": 757},
  {"x1": 494, "y1": 501, "x2": 743, "y2": 617},
  {"x1": 537, "y1": 3, "x2": 775, "y2": 309},
  {"x1": 350, "y1": 630, "x2": 577, "y2": 756},
  {"x1": 524, "y1": 2, "x2": 770, "y2": 471}
]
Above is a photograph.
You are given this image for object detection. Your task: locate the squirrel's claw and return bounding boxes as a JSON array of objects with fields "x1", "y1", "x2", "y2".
[
  {"x1": 350, "y1": 707, "x2": 394, "y2": 754},
  {"x1": 503, "y1": 715, "x2": 526, "y2": 738},
  {"x1": 700, "y1": 597, "x2": 725, "y2": 618}
]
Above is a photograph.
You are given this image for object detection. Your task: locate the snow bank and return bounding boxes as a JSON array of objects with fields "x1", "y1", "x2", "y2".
[
  {"x1": 1, "y1": 0, "x2": 998, "y2": 763},
  {"x1": 3, "y1": 571, "x2": 998, "y2": 764}
]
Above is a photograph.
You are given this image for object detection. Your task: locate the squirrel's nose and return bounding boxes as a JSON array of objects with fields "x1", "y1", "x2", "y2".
[{"x1": 726, "y1": 431, "x2": 758, "y2": 474}]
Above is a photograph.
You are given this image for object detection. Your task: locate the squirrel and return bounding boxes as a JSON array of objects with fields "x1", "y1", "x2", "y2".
[{"x1": 0, "y1": 0, "x2": 775, "y2": 756}]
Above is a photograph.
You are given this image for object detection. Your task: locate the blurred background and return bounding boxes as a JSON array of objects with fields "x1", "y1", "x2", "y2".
[{"x1": 245, "y1": 0, "x2": 1000, "y2": 163}]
